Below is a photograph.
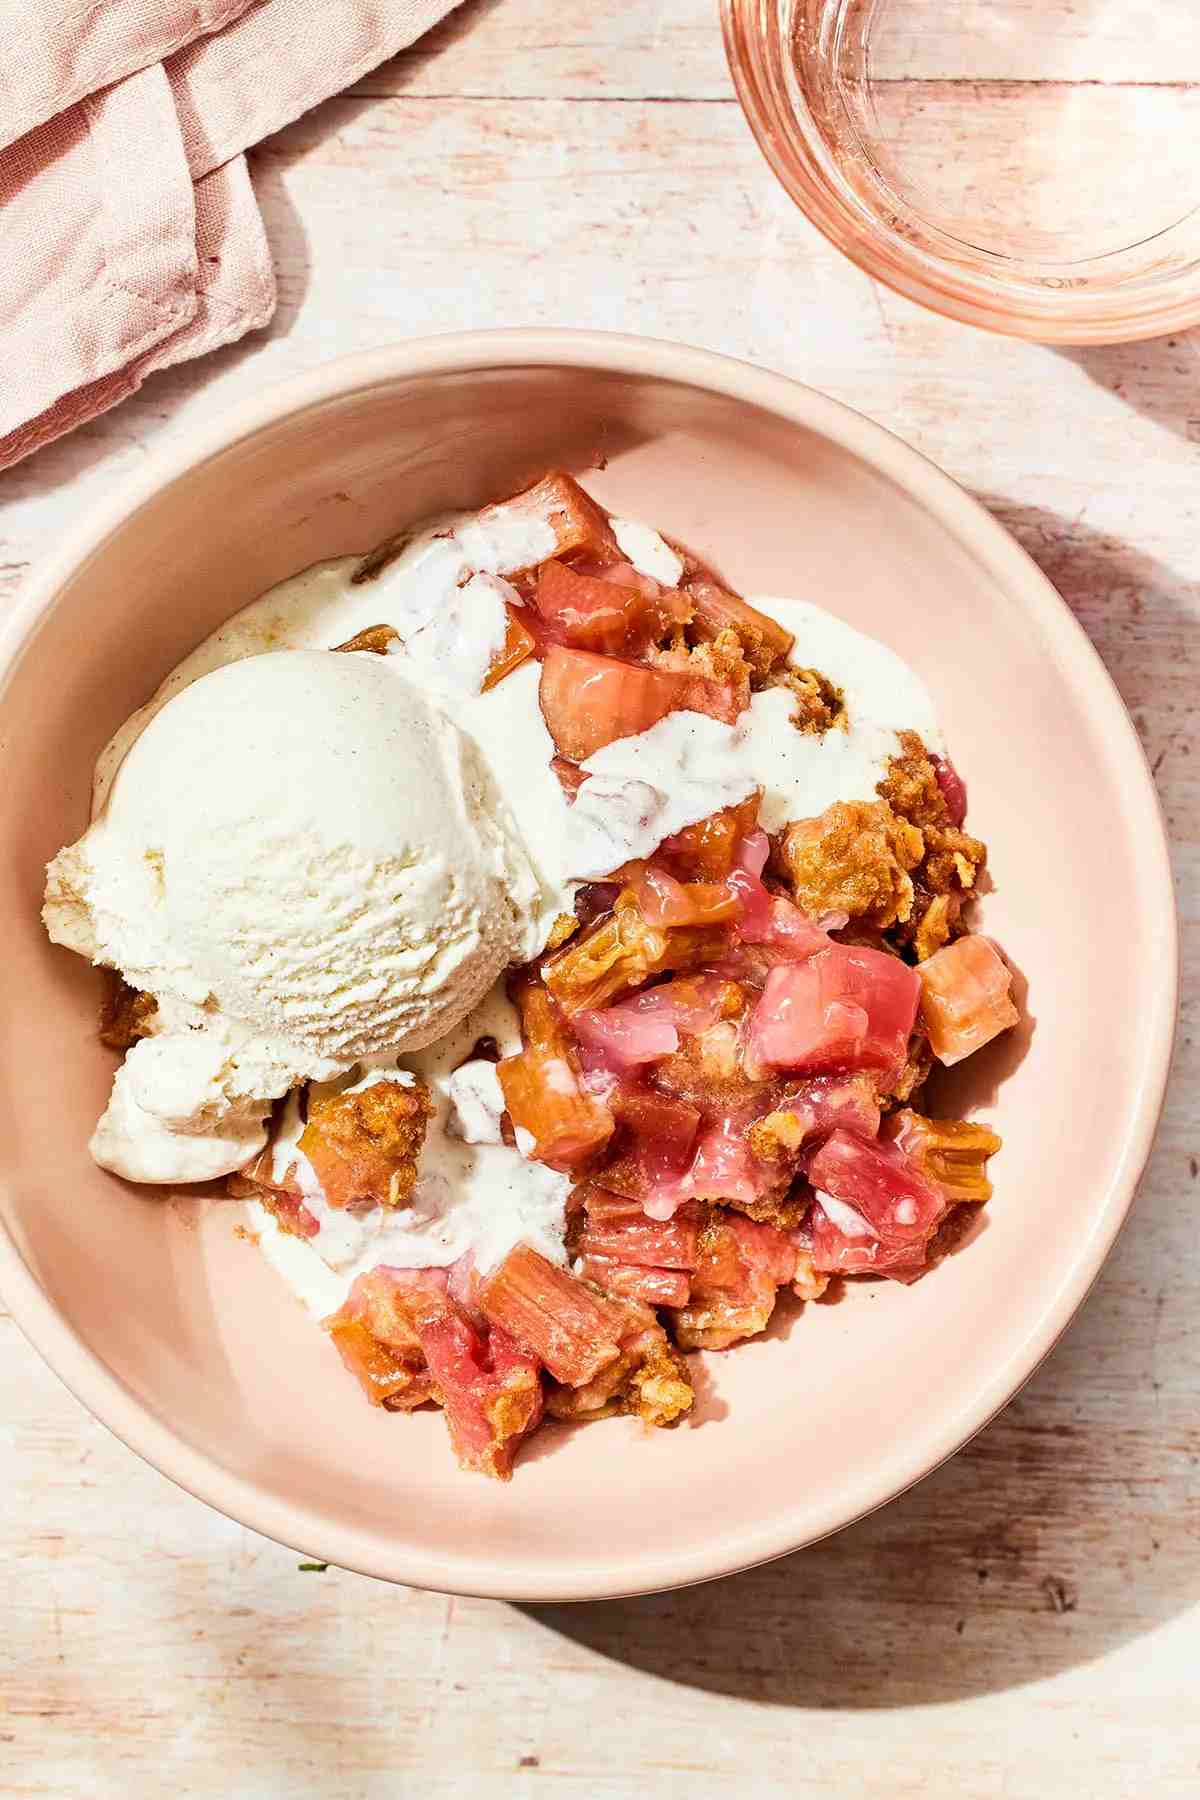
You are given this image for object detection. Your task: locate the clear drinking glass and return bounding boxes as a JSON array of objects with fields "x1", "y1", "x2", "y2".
[{"x1": 722, "y1": 0, "x2": 1200, "y2": 342}]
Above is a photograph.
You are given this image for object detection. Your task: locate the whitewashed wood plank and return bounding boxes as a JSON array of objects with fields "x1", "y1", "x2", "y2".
[{"x1": 350, "y1": 0, "x2": 732, "y2": 101}]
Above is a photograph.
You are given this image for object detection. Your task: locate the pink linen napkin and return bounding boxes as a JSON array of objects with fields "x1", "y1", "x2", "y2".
[{"x1": 0, "y1": 0, "x2": 459, "y2": 470}]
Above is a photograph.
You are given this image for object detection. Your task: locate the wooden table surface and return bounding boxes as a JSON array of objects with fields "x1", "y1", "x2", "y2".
[{"x1": 2, "y1": 4, "x2": 1197, "y2": 1794}]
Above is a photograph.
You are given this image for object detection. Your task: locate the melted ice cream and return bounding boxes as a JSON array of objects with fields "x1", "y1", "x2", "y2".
[
  {"x1": 71, "y1": 503, "x2": 944, "y2": 1314},
  {"x1": 249, "y1": 983, "x2": 570, "y2": 1315}
]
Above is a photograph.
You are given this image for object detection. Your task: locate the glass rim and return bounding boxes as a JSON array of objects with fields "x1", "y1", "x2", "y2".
[{"x1": 721, "y1": 0, "x2": 1200, "y2": 345}]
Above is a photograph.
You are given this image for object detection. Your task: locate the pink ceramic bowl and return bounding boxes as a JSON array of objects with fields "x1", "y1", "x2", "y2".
[{"x1": 0, "y1": 332, "x2": 1176, "y2": 1600}]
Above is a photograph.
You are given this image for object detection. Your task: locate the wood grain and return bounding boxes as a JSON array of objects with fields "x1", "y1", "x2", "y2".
[
  {"x1": 1, "y1": 1, "x2": 1197, "y2": 1794},
  {"x1": 349, "y1": 0, "x2": 731, "y2": 99}
]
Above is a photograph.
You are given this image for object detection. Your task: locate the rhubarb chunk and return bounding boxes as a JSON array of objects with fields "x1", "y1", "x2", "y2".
[
  {"x1": 299, "y1": 1076, "x2": 433, "y2": 1209},
  {"x1": 730, "y1": 842, "x2": 836, "y2": 959},
  {"x1": 600, "y1": 1087, "x2": 702, "y2": 1202},
  {"x1": 630, "y1": 864, "x2": 740, "y2": 929},
  {"x1": 574, "y1": 1186, "x2": 702, "y2": 1270},
  {"x1": 482, "y1": 604, "x2": 537, "y2": 691},
  {"x1": 539, "y1": 646, "x2": 705, "y2": 760},
  {"x1": 675, "y1": 1114, "x2": 788, "y2": 1213},
  {"x1": 746, "y1": 944, "x2": 920, "y2": 1082},
  {"x1": 809, "y1": 1109, "x2": 999, "y2": 1284},
  {"x1": 496, "y1": 975, "x2": 614, "y2": 1171},
  {"x1": 544, "y1": 890, "x2": 728, "y2": 1015},
  {"x1": 418, "y1": 1308, "x2": 544, "y2": 1481},
  {"x1": 657, "y1": 794, "x2": 762, "y2": 880},
  {"x1": 481, "y1": 1247, "x2": 691, "y2": 1427},
  {"x1": 545, "y1": 1318, "x2": 693, "y2": 1427},
  {"x1": 747, "y1": 1074, "x2": 882, "y2": 1161},
  {"x1": 672, "y1": 1209, "x2": 798, "y2": 1350},
  {"x1": 683, "y1": 577, "x2": 795, "y2": 680},
  {"x1": 807, "y1": 1198, "x2": 930, "y2": 1283},
  {"x1": 472, "y1": 469, "x2": 620, "y2": 571},
  {"x1": 342, "y1": 1266, "x2": 439, "y2": 1353},
  {"x1": 807, "y1": 1129, "x2": 945, "y2": 1249},
  {"x1": 253, "y1": 1187, "x2": 319, "y2": 1239},
  {"x1": 228, "y1": 1148, "x2": 320, "y2": 1238},
  {"x1": 918, "y1": 935, "x2": 1019, "y2": 1065},
  {"x1": 886, "y1": 1109, "x2": 1001, "y2": 1203},
  {"x1": 572, "y1": 991, "x2": 685, "y2": 1074},
  {"x1": 537, "y1": 1280, "x2": 693, "y2": 1426},
  {"x1": 329, "y1": 1268, "x2": 542, "y2": 1478},
  {"x1": 324, "y1": 1271, "x2": 435, "y2": 1411},
  {"x1": 324, "y1": 1315, "x2": 434, "y2": 1411},
  {"x1": 534, "y1": 557, "x2": 688, "y2": 656},
  {"x1": 931, "y1": 754, "x2": 968, "y2": 827},
  {"x1": 576, "y1": 1256, "x2": 691, "y2": 1310},
  {"x1": 492, "y1": 979, "x2": 615, "y2": 1173},
  {"x1": 479, "y1": 1244, "x2": 628, "y2": 1386},
  {"x1": 495, "y1": 1048, "x2": 613, "y2": 1171}
]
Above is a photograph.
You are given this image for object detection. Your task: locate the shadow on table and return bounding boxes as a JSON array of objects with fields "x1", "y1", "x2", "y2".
[
  {"x1": 523, "y1": 502, "x2": 1198, "y2": 1706},
  {"x1": 1058, "y1": 329, "x2": 1200, "y2": 452}
]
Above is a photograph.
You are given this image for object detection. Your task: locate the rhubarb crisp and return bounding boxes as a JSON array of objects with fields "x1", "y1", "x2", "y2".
[{"x1": 58, "y1": 470, "x2": 1020, "y2": 1482}]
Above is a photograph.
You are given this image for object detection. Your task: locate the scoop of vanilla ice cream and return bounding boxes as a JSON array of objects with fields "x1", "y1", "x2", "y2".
[{"x1": 44, "y1": 650, "x2": 538, "y2": 1183}]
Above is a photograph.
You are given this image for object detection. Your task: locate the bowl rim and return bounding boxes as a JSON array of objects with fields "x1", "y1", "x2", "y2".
[{"x1": 0, "y1": 328, "x2": 1178, "y2": 1600}]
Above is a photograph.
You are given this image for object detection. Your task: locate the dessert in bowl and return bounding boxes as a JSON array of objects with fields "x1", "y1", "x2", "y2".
[
  {"x1": 0, "y1": 333, "x2": 1175, "y2": 1595},
  {"x1": 45, "y1": 467, "x2": 1017, "y2": 1478}
]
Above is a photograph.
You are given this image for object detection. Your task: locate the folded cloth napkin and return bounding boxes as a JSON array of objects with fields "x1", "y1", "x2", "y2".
[{"x1": 0, "y1": 0, "x2": 458, "y2": 470}]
